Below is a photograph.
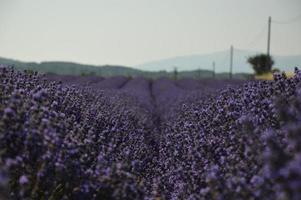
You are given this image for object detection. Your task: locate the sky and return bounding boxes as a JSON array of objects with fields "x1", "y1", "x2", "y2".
[{"x1": 0, "y1": 0, "x2": 300, "y2": 68}]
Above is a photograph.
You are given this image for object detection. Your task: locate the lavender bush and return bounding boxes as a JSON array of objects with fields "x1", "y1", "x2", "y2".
[{"x1": 1, "y1": 66, "x2": 301, "y2": 199}]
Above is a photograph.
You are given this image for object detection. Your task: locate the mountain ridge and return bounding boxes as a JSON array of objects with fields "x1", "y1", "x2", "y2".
[
  {"x1": 1, "y1": 48, "x2": 300, "y2": 79},
  {"x1": 135, "y1": 49, "x2": 301, "y2": 73},
  {"x1": 1, "y1": 56, "x2": 224, "y2": 79}
]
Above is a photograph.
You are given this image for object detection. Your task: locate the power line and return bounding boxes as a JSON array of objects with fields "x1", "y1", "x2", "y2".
[
  {"x1": 246, "y1": 23, "x2": 267, "y2": 48},
  {"x1": 245, "y1": 14, "x2": 301, "y2": 50},
  {"x1": 272, "y1": 13, "x2": 301, "y2": 24}
]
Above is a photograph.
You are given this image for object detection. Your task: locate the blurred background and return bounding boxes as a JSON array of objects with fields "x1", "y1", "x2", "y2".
[{"x1": 0, "y1": 0, "x2": 300, "y2": 79}]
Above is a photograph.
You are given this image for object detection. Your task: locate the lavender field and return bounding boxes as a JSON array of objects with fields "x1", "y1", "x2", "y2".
[{"x1": 1, "y1": 67, "x2": 301, "y2": 200}]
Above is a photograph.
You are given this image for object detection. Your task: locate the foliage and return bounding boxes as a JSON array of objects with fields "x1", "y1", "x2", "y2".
[{"x1": 248, "y1": 54, "x2": 274, "y2": 75}]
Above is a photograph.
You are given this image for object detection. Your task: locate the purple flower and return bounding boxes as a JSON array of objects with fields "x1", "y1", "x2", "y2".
[{"x1": 19, "y1": 175, "x2": 29, "y2": 185}]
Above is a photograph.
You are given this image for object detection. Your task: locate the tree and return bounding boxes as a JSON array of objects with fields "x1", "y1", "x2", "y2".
[{"x1": 247, "y1": 54, "x2": 274, "y2": 75}]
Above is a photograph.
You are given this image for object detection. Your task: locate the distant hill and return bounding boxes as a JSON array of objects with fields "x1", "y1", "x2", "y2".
[
  {"x1": 136, "y1": 49, "x2": 301, "y2": 73},
  {"x1": 0, "y1": 56, "x2": 249, "y2": 79},
  {"x1": 0, "y1": 57, "x2": 142, "y2": 76}
]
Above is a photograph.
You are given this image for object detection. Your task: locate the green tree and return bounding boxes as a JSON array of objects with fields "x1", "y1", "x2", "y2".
[{"x1": 248, "y1": 54, "x2": 274, "y2": 75}]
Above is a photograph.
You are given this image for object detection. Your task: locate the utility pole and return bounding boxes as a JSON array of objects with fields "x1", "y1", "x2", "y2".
[
  {"x1": 267, "y1": 16, "x2": 271, "y2": 56},
  {"x1": 174, "y1": 66, "x2": 178, "y2": 80},
  {"x1": 212, "y1": 61, "x2": 215, "y2": 79},
  {"x1": 230, "y1": 45, "x2": 233, "y2": 79}
]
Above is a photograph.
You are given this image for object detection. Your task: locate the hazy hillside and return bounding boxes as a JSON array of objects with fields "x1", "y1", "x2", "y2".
[
  {"x1": 136, "y1": 49, "x2": 301, "y2": 73},
  {"x1": 0, "y1": 57, "x2": 142, "y2": 76},
  {"x1": 0, "y1": 57, "x2": 250, "y2": 79}
]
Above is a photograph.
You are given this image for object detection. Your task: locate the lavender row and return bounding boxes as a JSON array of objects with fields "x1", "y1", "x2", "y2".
[
  {"x1": 0, "y1": 68, "x2": 155, "y2": 199},
  {"x1": 156, "y1": 69, "x2": 301, "y2": 199}
]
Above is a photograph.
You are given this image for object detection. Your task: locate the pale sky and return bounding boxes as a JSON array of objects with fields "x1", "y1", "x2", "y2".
[{"x1": 0, "y1": 0, "x2": 300, "y2": 68}]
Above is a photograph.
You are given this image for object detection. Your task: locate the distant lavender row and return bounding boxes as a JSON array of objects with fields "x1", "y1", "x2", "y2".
[{"x1": 45, "y1": 74, "x2": 128, "y2": 90}]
